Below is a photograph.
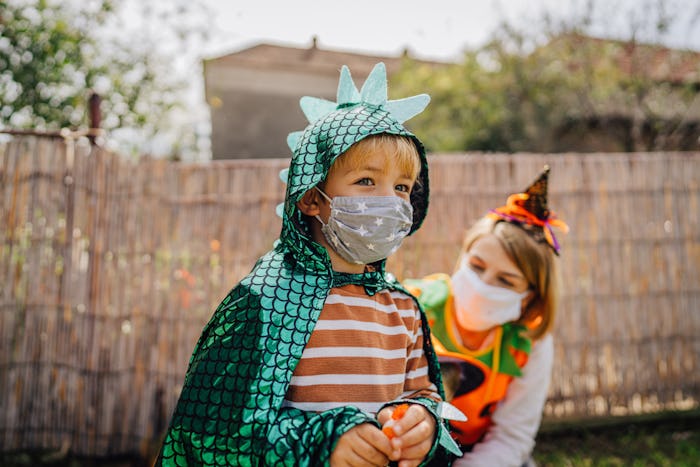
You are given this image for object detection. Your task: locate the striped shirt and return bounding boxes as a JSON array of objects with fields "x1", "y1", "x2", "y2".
[{"x1": 283, "y1": 284, "x2": 440, "y2": 414}]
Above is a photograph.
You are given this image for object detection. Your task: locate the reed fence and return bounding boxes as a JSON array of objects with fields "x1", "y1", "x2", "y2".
[{"x1": 1, "y1": 135, "x2": 698, "y2": 458}]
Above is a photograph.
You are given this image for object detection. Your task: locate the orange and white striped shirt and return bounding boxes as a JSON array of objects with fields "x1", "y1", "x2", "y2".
[{"x1": 283, "y1": 284, "x2": 440, "y2": 415}]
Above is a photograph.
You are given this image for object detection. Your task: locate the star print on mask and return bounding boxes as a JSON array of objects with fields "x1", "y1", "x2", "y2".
[{"x1": 313, "y1": 189, "x2": 414, "y2": 264}]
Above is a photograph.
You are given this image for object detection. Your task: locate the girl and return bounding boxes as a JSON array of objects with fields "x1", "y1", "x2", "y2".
[{"x1": 405, "y1": 166, "x2": 569, "y2": 466}]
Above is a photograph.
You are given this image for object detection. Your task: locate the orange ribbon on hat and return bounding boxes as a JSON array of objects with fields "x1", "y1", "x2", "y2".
[{"x1": 488, "y1": 193, "x2": 569, "y2": 253}]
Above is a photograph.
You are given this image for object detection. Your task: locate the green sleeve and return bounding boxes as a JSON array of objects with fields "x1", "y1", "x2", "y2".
[
  {"x1": 264, "y1": 407, "x2": 376, "y2": 465},
  {"x1": 158, "y1": 406, "x2": 373, "y2": 466}
]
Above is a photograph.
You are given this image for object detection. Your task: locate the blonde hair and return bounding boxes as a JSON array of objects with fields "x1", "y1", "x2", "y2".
[
  {"x1": 327, "y1": 134, "x2": 421, "y2": 183},
  {"x1": 460, "y1": 216, "x2": 560, "y2": 340}
]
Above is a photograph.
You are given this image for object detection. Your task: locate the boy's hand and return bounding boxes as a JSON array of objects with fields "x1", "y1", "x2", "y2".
[
  {"x1": 378, "y1": 404, "x2": 436, "y2": 467},
  {"x1": 330, "y1": 422, "x2": 399, "y2": 467}
]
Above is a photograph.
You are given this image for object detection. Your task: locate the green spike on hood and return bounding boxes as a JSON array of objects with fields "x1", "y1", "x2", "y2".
[
  {"x1": 297, "y1": 63, "x2": 429, "y2": 125},
  {"x1": 359, "y1": 62, "x2": 388, "y2": 106},
  {"x1": 298, "y1": 97, "x2": 337, "y2": 124},
  {"x1": 337, "y1": 65, "x2": 361, "y2": 104},
  {"x1": 278, "y1": 62, "x2": 431, "y2": 258}
]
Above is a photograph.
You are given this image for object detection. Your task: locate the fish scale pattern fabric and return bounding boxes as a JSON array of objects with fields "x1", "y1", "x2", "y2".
[{"x1": 156, "y1": 62, "x2": 458, "y2": 466}]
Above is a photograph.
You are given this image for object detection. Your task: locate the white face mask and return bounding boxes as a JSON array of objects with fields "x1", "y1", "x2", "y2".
[{"x1": 451, "y1": 263, "x2": 529, "y2": 331}]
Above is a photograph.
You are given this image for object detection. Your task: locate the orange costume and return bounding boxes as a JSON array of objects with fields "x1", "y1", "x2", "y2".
[{"x1": 405, "y1": 275, "x2": 532, "y2": 447}]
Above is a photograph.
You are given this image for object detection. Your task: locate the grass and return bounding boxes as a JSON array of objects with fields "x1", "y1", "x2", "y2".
[
  {"x1": 534, "y1": 412, "x2": 700, "y2": 466},
  {"x1": 2, "y1": 413, "x2": 699, "y2": 466}
]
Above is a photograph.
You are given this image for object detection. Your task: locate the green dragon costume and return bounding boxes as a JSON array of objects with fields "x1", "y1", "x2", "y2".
[{"x1": 157, "y1": 63, "x2": 461, "y2": 466}]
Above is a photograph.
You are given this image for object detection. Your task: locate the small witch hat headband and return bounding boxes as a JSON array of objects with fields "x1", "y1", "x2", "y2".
[{"x1": 487, "y1": 165, "x2": 569, "y2": 254}]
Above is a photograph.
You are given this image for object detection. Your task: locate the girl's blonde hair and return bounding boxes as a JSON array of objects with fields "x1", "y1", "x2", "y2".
[
  {"x1": 327, "y1": 134, "x2": 421, "y2": 183},
  {"x1": 460, "y1": 216, "x2": 560, "y2": 340}
]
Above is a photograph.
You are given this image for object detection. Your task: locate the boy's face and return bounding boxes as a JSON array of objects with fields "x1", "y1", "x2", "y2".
[
  {"x1": 297, "y1": 147, "x2": 418, "y2": 273},
  {"x1": 319, "y1": 151, "x2": 415, "y2": 214}
]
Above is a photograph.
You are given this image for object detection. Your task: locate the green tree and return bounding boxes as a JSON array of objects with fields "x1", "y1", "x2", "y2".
[
  {"x1": 0, "y1": 0, "x2": 210, "y2": 158},
  {"x1": 392, "y1": 0, "x2": 700, "y2": 153}
]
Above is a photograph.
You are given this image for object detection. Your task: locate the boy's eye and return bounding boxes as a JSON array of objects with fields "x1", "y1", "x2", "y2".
[
  {"x1": 355, "y1": 177, "x2": 374, "y2": 186},
  {"x1": 395, "y1": 184, "x2": 411, "y2": 193},
  {"x1": 468, "y1": 262, "x2": 484, "y2": 273}
]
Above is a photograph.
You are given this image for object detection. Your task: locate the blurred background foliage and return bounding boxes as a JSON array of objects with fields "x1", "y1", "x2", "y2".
[
  {"x1": 392, "y1": 0, "x2": 700, "y2": 153},
  {"x1": 0, "y1": 0, "x2": 211, "y2": 158}
]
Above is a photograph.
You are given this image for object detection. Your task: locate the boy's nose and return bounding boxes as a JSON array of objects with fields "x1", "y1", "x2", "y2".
[{"x1": 377, "y1": 184, "x2": 396, "y2": 197}]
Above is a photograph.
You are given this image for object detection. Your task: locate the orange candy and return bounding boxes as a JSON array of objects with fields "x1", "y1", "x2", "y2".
[{"x1": 382, "y1": 403, "x2": 409, "y2": 439}]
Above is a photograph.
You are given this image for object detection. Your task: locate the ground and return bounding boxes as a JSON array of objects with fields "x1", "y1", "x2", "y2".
[{"x1": 2, "y1": 412, "x2": 699, "y2": 466}]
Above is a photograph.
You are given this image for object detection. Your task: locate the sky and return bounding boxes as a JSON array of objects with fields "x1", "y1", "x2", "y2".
[
  {"x1": 113, "y1": 0, "x2": 700, "y2": 158},
  {"x1": 200, "y1": 0, "x2": 536, "y2": 62},
  {"x1": 200, "y1": 0, "x2": 699, "y2": 62}
]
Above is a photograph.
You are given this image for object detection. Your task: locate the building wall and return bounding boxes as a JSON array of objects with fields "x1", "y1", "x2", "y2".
[
  {"x1": 202, "y1": 42, "x2": 413, "y2": 160},
  {"x1": 205, "y1": 62, "x2": 340, "y2": 159}
]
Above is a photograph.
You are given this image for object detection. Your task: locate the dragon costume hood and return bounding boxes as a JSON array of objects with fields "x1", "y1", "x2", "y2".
[
  {"x1": 278, "y1": 62, "x2": 430, "y2": 271},
  {"x1": 157, "y1": 63, "x2": 460, "y2": 466}
]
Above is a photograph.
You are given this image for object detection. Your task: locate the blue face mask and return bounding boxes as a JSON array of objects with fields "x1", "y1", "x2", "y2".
[{"x1": 314, "y1": 187, "x2": 413, "y2": 265}]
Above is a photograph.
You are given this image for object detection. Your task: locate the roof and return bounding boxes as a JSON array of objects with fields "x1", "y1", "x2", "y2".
[{"x1": 203, "y1": 37, "x2": 443, "y2": 76}]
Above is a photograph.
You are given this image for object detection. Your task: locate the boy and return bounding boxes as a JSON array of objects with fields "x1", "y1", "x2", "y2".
[{"x1": 156, "y1": 63, "x2": 461, "y2": 466}]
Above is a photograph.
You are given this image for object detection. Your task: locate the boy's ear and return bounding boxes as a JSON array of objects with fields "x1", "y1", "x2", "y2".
[{"x1": 297, "y1": 189, "x2": 321, "y2": 216}]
